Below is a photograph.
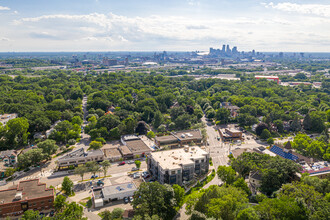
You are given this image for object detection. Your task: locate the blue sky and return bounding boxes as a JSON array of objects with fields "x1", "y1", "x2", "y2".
[{"x1": 0, "y1": 0, "x2": 330, "y2": 52}]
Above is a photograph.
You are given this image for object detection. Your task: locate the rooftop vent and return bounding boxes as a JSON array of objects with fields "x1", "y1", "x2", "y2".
[{"x1": 15, "y1": 192, "x2": 22, "y2": 200}]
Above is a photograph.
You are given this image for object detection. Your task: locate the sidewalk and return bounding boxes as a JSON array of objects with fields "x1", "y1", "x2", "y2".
[{"x1": 67, "y1": 194, "x2": 101, "y2": 220}]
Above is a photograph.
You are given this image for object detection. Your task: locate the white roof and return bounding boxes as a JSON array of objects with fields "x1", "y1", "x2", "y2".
[
  {"x1": 102, "y1": 182, "x2": 137, "y2": 197},
  {"x1": 151, "y1": 146, "x2": 208, "y2": 170}
]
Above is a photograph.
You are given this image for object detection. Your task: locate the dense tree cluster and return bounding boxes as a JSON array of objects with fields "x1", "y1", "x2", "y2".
[{"x1": 230, "y1": 152, "x2": 300, "y2": 195}]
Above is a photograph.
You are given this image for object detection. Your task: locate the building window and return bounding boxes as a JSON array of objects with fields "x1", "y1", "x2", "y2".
[
  {"x1": 49, "y1": 199, "x2": 52, "y2": 202},
  {"x1": 201, "y1": 159, "x2": 204, "y2": 163},
  {"x1": 41, "y1": 201, "x2": 44, "y2": 204},
  {"x1": 177, "y1": 170, "x2": 181, "y2": 174},
  {"x1": 171, "y1": 171, "x2": 175, "y2": 175}
]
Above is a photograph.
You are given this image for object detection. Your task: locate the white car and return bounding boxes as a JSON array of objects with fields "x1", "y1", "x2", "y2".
[
  {"x1": 127, "y1": 160, "x2": 134, "y2": 164},
  {"x1": 133, "y1": 173, "x2": 140, "y2": 179}
]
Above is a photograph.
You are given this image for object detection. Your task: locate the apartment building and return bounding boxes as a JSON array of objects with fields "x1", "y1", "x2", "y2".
[{"x1": 148, "y1": 146, "x2": 209, "y2": 186}]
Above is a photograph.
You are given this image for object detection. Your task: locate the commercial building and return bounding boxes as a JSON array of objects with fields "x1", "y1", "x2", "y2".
[
  {"x1": 155, "y1": 129, "x2": 203, "y2": 148},
  {"x1": 219, "y1": 128, "x2": 242, "y2": 141},
  {"x1": 102, "y1": 147, "x2": 122, "y2": 162},
  {"x1": 120, "y1": 135, "x2": 152, "y2": 159},
  {"x1": 92, "y1": 182, "x2": 137, "y2": 208},
  {"x1": 0, "y1": 113, "x2": 17, "y2": 126},
  {"x1": 0, "y1": 179, "x2": 54, "y2": 218},
  {"x1": 270, "y1": 142, "x2": 330, "y2": 179},
  {"x1": 255, "y1": 75, "x2": 280, "y2": 84},
  {"x1": 148, "y1": 146, "x2": 209, "y2": 186},
  {"x1": 57, "y1": 148, "x2": 104, "y2": 169}
]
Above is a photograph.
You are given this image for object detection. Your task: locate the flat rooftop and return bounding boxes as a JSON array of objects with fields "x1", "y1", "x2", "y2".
[
  {"x1": 102, "y1": 147, "x2": 122, "y2": 158},
  {"x1": 126, "y1": 139, "x2": 151, "y2": 154},
  {"x1": 102, "y1": 182, "x2": 137, "y2": 197},
  {"x1": 155, "y1": 129, "x2": 202, "y2": 144},
  {"x1": 151, "y1": 146, "x2": 208, "y2": 170},
  {"x1": 119, "y1": 145, "x2": 133, "y2": 156},
  {"x1": 59, "y1": 148, "x2": 103, "y2": 161},
  {"x1": 0, "y1": 179, "x2": 53, "y2": 204},
  {"x1": 301, "y1": 161, "x2": 330, "y2": 176}
]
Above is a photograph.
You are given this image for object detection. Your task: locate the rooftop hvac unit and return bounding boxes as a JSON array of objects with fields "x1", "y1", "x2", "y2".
[{"x1": 15, "y1": 192, "x2": 23, "y2": 200}]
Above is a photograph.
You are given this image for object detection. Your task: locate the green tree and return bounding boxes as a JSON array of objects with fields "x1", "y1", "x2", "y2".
[
  {"x1": 267, "y1": 137, "x2": 274, "y2": 145},
  {"x1": 62, "y1": 176, "x2": 74, "y2": 196},
  {"x1": 132, "y1": 182, "x2": 176, "y2": 220},
  {"x1": 260, "y1": 129, "x2": 271, "y2": 140},
  {"x1": 101, "y1": 210, "x2": 112, "y2": 220},
  {"x1": 135, "y1": 160, "x2": 142, "y2": 169},
  {"x1": 173, "y1": 184, "x2": 185, "y2": 207},
  {"x1": 86, "y1": 161, "x2": 100, "y2": 177},
  {"x1": 21, "y1": 209, "x2": 40, "y2": 220},
  {"x1": 153, "y1": 111, "x2": 164, "y2": 129},
  {"x1": 89, "y1": 141, "x2": 103, "y2": 150},
  {"x1": 100, "y1": 160, "x2": 111, "y2": 177},
  {"x1": 291, "y1": 116, "x2": 301, "y2": 132},
  {"x1": 5, "y1": 117, "x2": 29, "y2": 148},
  {"x1": 111, "y1": 208, "x2": 124, "y2": 219},
  {"x1": 215, "y1": 108, "x2": 231, "y2": 124},
  {"x1": 37, "y1": 139, "x2": 58, "y2": 158},
  {"x1": 237, "y1": 207, "x2": 259, "y2": 220},
  {"x1": 189, "y1": 211, "x2": 208, "y2": 220},
  {"x1": 4, "y1": 167, "x2": 15, "y2": 177},
  {"x1": 147, "y1": 131, "x2": 155, "y2": 139},
  {"x1": 54, "y1": 194, "x2": 67, "y2": 212},
  {"x1": 303, "y1": 113, "x2": 312, "y2": 130},
  {"x1": 233, "y1": 177, "x2": 251, "y2": 196},
  {"x1": 217, "y1": 166, "x2": 236, "y2": 185},
  {"x1": 74, "y1": 166, "x2": 88, "y2": 181},
  {"x1": 56, "y1": 201, "x2": 87, "y2": 220},
  {"x1": 72, "y1": 116, "x2": 83, "y2": 125}
]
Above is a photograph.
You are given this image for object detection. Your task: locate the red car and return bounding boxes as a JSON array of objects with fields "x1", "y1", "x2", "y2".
[{"x1": 119, "y1": 161, "x2": 126, "y2": 166}]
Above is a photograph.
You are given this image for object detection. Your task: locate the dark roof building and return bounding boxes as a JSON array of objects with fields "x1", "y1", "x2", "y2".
[
  {"x1": 0, "y1": 179, "x2": 54, "y2": 218},
  {"x1": 155, "y1": 129, "x2": 203, "y2": 148}
]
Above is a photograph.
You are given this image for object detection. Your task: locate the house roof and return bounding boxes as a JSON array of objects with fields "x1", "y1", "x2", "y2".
[
  {"x1": 285, "y1": 141, "x2": 292, "y2": 150},
  {"x1": 0, "y1": 150, "x2": 17, "y2": 158},
  {"x1": 250, "y1": 170, "x2": 262, "y2": 180}
]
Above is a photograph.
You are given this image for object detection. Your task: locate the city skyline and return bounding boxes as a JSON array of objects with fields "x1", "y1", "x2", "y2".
[{"x1": 0, "y1": 0, "x2": 330, "y2": 52}]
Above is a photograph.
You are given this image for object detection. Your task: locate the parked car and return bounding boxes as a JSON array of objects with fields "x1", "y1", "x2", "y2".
[
  {"x1": 133, "y1": 173, "x2": 140, "y2": 179},
  {"x1": 127, "y1": 160, "x2": 134, "y2": 164},
  {"x1": 119, "y1": 161, "x2": 126, "y2": 166},
  {"x1": 97, "y1": 180, "x2": 104, "y2": 186},
  {"x1": 91, "y1": 175, "x2": 98, "y2": 179},
  {"x1": 131, "y1": 167, "x2": 139, "y2": 171},
  {"x1": 129, "y1": 196, "x2": 134, "y2": 202},
  {"x1": 124, "y1": 197, "x2": 129, "y2": 204}
]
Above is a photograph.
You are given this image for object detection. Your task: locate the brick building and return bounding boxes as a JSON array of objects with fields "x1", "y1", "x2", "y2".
[{"x1": 0, "y1": 179, "x2": 54, "y2": 218}]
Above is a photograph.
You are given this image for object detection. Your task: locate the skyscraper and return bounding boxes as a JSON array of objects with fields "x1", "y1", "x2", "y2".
[
  {"x1": 226, "y1": 45, "x2": 231, "y2": 54},
  {"x1": 222, "y1": 45, "x2": 226, "y2": 53}
]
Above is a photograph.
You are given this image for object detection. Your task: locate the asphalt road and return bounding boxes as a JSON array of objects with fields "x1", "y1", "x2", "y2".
[{"x1": 202, "y1": 117, "x2": 229, "y2": 169}]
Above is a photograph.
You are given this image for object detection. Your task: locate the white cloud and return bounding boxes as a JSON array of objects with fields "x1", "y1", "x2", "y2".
[
  {"x1": 0, "y1": 6, "x2": 10, "y2": 10},
  {"x1": 0, "y1": 37, "x2": 11, "y2": 41},
  {"x1": 265, "y1": 2, "x2": 330, "y2": 17},
  {"x1": 5, "y1": 10, "x2": 330, "y2": 52}
]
